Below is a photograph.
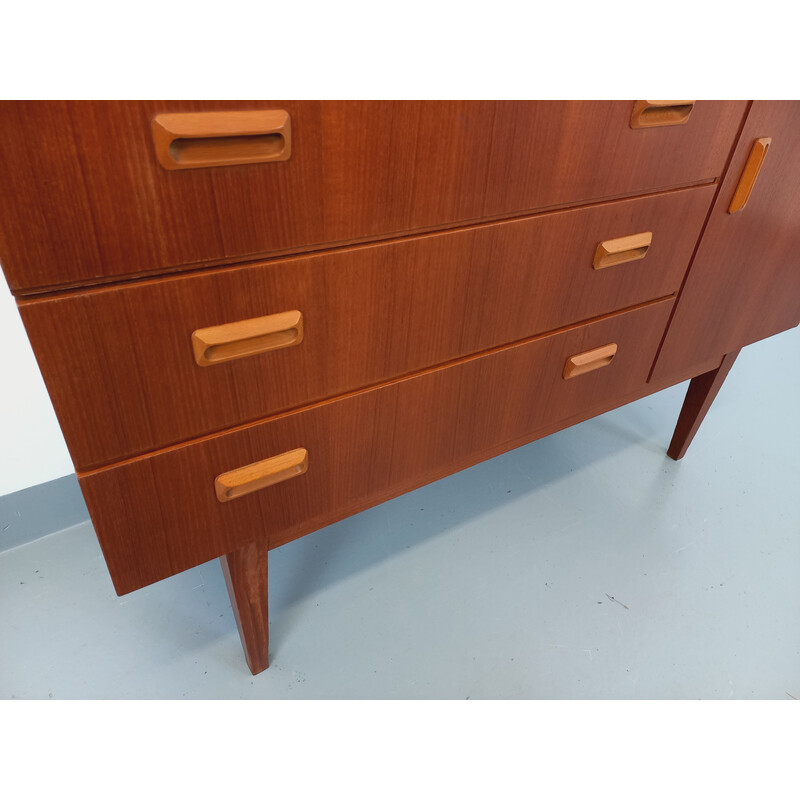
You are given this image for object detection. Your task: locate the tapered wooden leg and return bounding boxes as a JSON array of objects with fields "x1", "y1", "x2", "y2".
[
  {"x1": 220, "y1": 539, "x2": 270, "y2": 674},
  {"x1": 667, "y1": 349, "x2": 740, "y2": 461}
]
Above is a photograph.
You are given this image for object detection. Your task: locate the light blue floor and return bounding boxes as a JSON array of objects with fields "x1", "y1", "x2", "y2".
[{"x1": 1, "y1": 328, "x2": 798, "y2": 699}]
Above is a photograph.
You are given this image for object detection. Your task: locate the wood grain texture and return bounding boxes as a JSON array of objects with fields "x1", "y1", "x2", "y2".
[
  {"x1": 651, "y1": 101, "x2": 800, "y2": 382},
  {"x1": 0, "y1": 101, "x2": 746, "y2": 293},
  {"x1": 0, "y1": 101, "x2": 103, "y2": 286},
  {"x1": 79, "y1": 298, "x2": 674, "y2": 595},
  {"x1": 667, "y1": 350, "x2": 740, "y2": 460},
  {"x1": 20, "y1": 185, "x2": 714, "y2": 470},
  {"x1": 481, "y1": 101, "x2": 744, "y2": 220},
  {"x1": 220, "y1": 540, "x2": 270, "y2": 674}
]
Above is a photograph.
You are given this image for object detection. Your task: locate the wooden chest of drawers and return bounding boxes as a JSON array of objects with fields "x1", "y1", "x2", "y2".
[{"x1": 2, "y1": 100, "x2": 798, "y2": 674}]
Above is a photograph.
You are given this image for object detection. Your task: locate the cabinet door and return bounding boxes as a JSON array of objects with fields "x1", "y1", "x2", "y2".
[{"x1": 651, "y1": 101, "x2": 800, "y2": 383}]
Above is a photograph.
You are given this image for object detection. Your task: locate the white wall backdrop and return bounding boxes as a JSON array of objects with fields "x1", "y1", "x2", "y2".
[{"x1": 0, "y1": 272, "x2": 73, "y2": 495}]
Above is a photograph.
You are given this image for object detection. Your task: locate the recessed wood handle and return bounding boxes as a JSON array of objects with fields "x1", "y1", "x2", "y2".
[
  {"x1": 563, "y1": 343, "x2": 618, "y2": 380},
  {"x1": 192, "y1": 310, "x2": 303, "y2": 366},
  {"x1": 593, "y1": 232, "x2": 653, "y2": 270},
  {"x1": 215, "y1": 448, "x2": 308, "y2": 503},
  {"x1": 630, "y1": 101, "x2": 695, "y2": 129},
  {"x1": 152, "y1": 110, "x2": 291, "y2": 170},
  {"x1": 728, "y1": 137, "x2": 771, "y2": 214}
]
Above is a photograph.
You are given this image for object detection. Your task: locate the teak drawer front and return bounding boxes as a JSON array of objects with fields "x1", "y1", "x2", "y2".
[
  {"x1": 22, "y1": 187, "x2": 714, "y2": 470},
  {"x1": 80, "y1": 298, "x2": 674, "y2": 594},
  {"x1": 0, "y1": 100, "x2": 745, "y2": 292}
]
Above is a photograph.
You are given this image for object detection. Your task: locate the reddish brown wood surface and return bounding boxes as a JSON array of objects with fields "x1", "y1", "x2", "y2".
[
  {"x1": 79, "y1": 298, "x2": 673, "y2": 595},
  {"x1": 482, "y1": 102, "x2": 745, "y2": 218},
  {"x1": 20, "y1": 186, "x2": 713, "y2": 470},
  {"x1": 0, "y1": 101, "x2": 746, "y2": 293},
  {"x1": 5, "y1": 98, "x2": 796, "y2": 675},
  {"x1": 667, "y1": 350, "x2": 740, "y2": 460},
  {"x1": 220, "y1": 540, "x2": 270, "y2": 674},
  {"x1": 0, "y1": 102, "x2": 103, "y2": 291},
  {"x1": 651, "y1": 101, "x2": 800, "y2": 382}
]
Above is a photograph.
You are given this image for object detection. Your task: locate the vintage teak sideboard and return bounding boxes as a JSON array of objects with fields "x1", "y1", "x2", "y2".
[{"x1": 1, "y1": 101, "x2": 798, "y2": 674}]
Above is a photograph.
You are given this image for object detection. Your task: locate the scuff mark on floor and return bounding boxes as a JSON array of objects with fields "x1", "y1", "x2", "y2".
[{"x1": 605, "y1": 593, "x2": 629, "y2": 610}]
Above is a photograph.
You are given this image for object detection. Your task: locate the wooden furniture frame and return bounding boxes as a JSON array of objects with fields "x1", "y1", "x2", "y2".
[{"x1": 1, "y1": 101, "x2": 797, "y2": 674}]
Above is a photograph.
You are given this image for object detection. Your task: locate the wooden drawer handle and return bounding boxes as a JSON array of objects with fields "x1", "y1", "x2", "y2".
[
  {"x1": 215, "y1": 448, "x2": 308, "y2": 503},
  {"x1": 152, "y1": 110, "x2": 291, "y2": 170},
  {"x1": 563, "y1": 343, "x2": 618, "y2": 380},
  {"x1": 192, "y1": 310, "x2": 303, "y2": 366},
  {"x1": 630, "y1": 101, "x2": 695, "y2": 129},
  {"x1": 728, "y1": 137, "x2": 771, "y2": 214},
  {"x1": 593, "y1": 232, "x2": 653, "y2": 270}
]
